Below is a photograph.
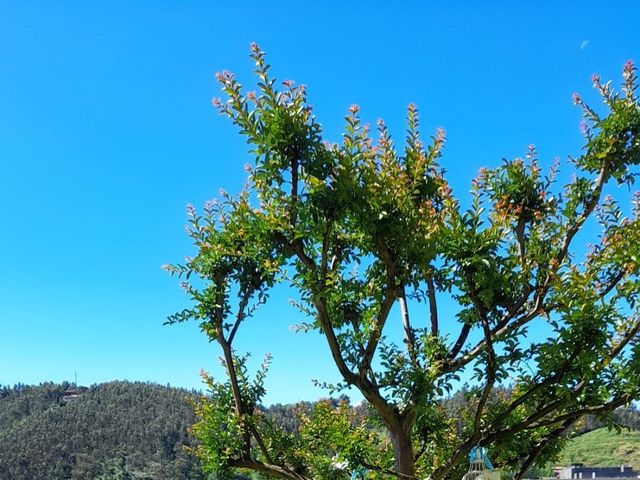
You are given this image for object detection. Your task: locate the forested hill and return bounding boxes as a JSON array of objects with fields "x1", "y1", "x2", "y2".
[
  {"x1": 0, "y1": 381, "x2": 205, "y2": 480},
  {"x1": 1, "y1": 381, "x2": 638, "y2": 479}
]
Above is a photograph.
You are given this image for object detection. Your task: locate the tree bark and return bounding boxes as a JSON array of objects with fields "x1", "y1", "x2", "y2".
[{"x1": 388, "y1": 423, "x2": 416, "y2": 479}]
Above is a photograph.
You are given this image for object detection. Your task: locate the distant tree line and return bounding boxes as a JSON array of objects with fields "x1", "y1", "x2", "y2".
[
  {"x1": 439, "y1": 385, "x2": 640, "y2": 437},
  {"x1": 0, "y1": 381, "x2": 637, "y2": 479},
  {"x1": 263, "y1": 388, "x2": 640, "y2": 439}
]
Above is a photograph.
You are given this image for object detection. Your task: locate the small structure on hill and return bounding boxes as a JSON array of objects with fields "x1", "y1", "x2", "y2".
[
  {"x1": 61, "y1": 372, "x2": 83, "y2": 404},
  {"x1": 553, "y1": 465, "x2": 638, "y2": 479},
  {"x1": 61, "y1": 387, "x2": 81, "y2": 403}
]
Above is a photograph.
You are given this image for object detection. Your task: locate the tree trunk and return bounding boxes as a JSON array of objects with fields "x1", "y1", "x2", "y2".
[{"x1": 389, "y1": 424, "x2": 416, "y2": 479}]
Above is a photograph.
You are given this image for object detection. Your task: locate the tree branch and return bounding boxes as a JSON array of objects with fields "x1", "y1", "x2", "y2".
[
  {"x1": 473, "y1": 319, "x2": 496, "y2": 435},
  {"x1": 444, "y1": 302, "x2": 541, "y2": 373},
  {"x1": 247, "y1": 422, "x2": 276, "y2": 466},
  {"x1": 512, "y1": 418, "x2": 575, "y2": 480},
  {"x1": 228, "y1": 458, "x2": 312, "y2": 480},
  {"x1": 399, "y1": 286, "x2": 418, "y2": 365},
  {"x1": 290, "y1": 155, "x2": 299, "y2": 227},
  {"x1": 219, "y1": 338, "x2": 251, "y2": 457},
  {"x1": 445, "y1": 285, "x2": 534, "y2": 367},
  {"x1": 447, "y1": 323, "x2": 471, "y2": 361},
  {"x1": 359, "y1": 241, "x2": 398, "y2": 376},
  {"x1": 486, "y1": 342, "x2": 583, "y2": 431},
  {"x1": 361, "y1": 460, "x2": 418, "y2": 480},
  {"x1": 426, "y1": 275, "x2": 439, "y2": 336},
  {"x1": 515, "y1": 216, "x2": 526, "y2": 263},
  {"x1": 360, "y1": 286, "x2": 397, "y2": 375},
  {"x1": 537, "y1": 163, "x2": 609, "y2": 303},
  {"x1": 227, "y1": 285, "x2": 256, "y2": 345}
]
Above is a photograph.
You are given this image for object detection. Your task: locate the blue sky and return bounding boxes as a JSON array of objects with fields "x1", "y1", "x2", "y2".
[{"x1": 1, "y1": 1, "x2": 639, "y2": 405}]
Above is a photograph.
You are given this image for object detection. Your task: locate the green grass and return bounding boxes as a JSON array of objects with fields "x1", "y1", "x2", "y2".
[{"x1": 558, "y1": 428, "x2": 640, "y2": 468}]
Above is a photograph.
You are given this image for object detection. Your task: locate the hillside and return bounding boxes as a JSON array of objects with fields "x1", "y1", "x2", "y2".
[
  {"x1": 1, "y1": 381, "x2": 638, "y2": 479},
  {"x1": 0, "y1": 381, "x2": 205, "y2": 480},
  {"x1": 558, "y1": 427, "x2": 640, "y2": 469}
]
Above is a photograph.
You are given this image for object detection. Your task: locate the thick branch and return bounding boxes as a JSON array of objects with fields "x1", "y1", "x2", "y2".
[
  {"x1": 502, "y1": 391, "x2": 637, "y2": 439},
  {"x1": 447, "y1": 323, "x2": 471, "y2": 361},
  {"x1": 466, "y1": 275, "x2": 496, "y2": 436},
  {"x1": 487, "y1": 342, "x2": 583, "y2": 431},
  {"x1": 283, "y1": 227, "x2": 400, "y2": 433},
  {"x1": 313, "y1": 299, "x2": 358, "y2": 385},
  {"x1": 515, "y1": 216, "x2": 526, "y2": 263},
  {"x1": 598, "y1": 270, "x2": 625, "y2": 298},
  {"x1": 227, "y1": 285, "x2": 255, "y2": 345},
  {"x1": 609, "y1": 314, "x2": 640, "y2": 359},
  {"x1": 320, "y1": 219, "x2": 334, "y2": 281},
  {"x1": 229, "y1": 459, "x2": 311, "y2": 480},
  {"x1": 426, "y1": 275, "x2": 439, "y2": 336},
  {"x1": 249, "y1": 423, "x2": 275, "y2": 466},
  {"x1": 359, "y1": 239, "x2": 399, "y2": 375},
  {"x1": 513, "y1": 418, "x2": 575, "y2": 480},
  {"x1": 447, "y1": 164, "x2": 609, "y2": 376},
  {"x1": 556, "y1": 165, "x2": 608, "y2": 265},
  {"x1": 473, "y1": 319, "x2": 496, "y2": 435},
  {"x1": 290, "y1": 156, "x2": 299, "y2": 227},
  {"x1": 313, "y1": 295, "x2": 398, "y2": 427},
  {"x1": 360, "y1": 287, "x2": 397, "y2": 375},
  {"x1": 445, "y1": 285, "x2": 534, "y2": 368},
  {"x1": 537, "y1": 164, "x2": 609, "y2": 304},
  {"x1": 399, "y1": 287, "x2": 418, "y2": 365},
  {"x1": 361, "y1": 459, "x2": 418, "y2": 480},
  {"x1": 444, "y1": 302, "x2": 540, "y2": 373},
  {"x1": 219, "y1": 339, "x2": 251, "y2": 457},
  {"x1": 502, "y1": 315, "x2": 640, "y2": 436}
]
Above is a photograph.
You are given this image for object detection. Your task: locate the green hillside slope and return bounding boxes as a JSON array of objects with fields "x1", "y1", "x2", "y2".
[
  {"x1": 0, "y1": 381, "x2": 205, "y2": 480},
  {"x1": 558, "y1": 428, "x2": 640, "y2": 469}
]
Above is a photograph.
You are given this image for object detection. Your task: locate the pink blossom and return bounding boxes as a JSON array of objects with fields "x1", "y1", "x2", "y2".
[
  {"x1": 591, "y1": 73, "x2": 601, "y2": 84},
  {"x1": 624, "y1": 60, "x2": 635, "y2": 73},
  {"x1": 623, "y1": 60, "x2": 635, "y2": 80},
  {"x1": 282, "y1": 79, "x2": 295, "y2": 88},
  {"x1": 348, "y1": 104, "x2": 360, "y2": 114},
  {"x1": 250, "y1": 42, "x2": 260, "y2": 53},
  {"x1": 246, "y1": 91, "x2": 256, "y2": 102},
  {"x1": 572, "y1": 92, "x2": 581, "y2": 104},
  {"x1": 211, "y1": 97, "x2": 222, "y2": 107},
  {"x1": 215, "y1": 70, "x2": 234, "y2": 83},
  {"x1": 580, "y1": 119, "x2": 589, "y2": 135}
]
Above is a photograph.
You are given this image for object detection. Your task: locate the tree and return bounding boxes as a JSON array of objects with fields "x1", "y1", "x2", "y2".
[{"x1": 165, "y1": 45, "x2": 640, "y2": 480}]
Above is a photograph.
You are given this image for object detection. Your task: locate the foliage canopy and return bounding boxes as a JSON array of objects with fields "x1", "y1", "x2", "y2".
[{"x1": 166, "y1": 45, "x2": 640, "y2": 480}]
